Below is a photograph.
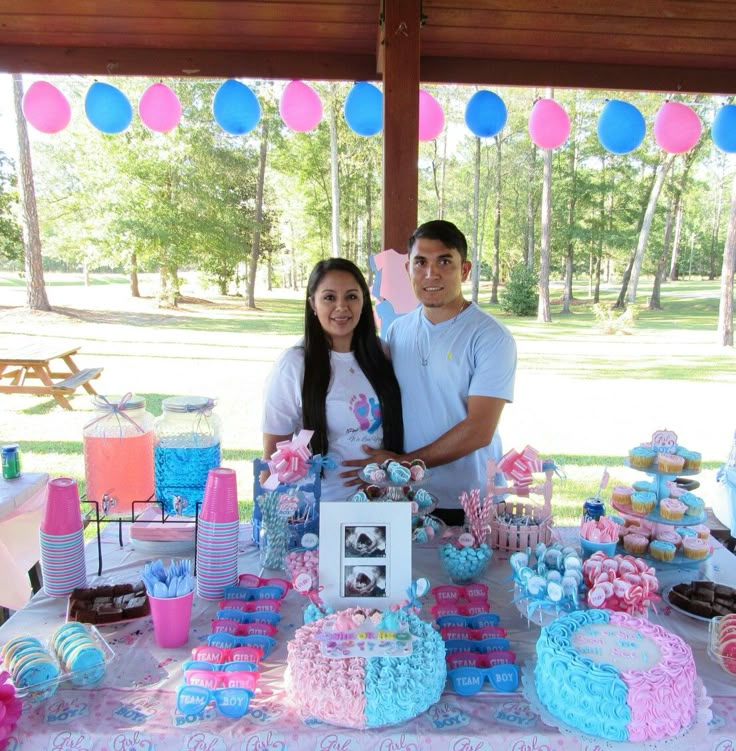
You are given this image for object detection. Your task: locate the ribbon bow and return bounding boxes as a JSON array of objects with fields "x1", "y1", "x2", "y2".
[
  {"x1": 309, "y1": 453, "x2": 337, "y2": 476},
  {"x1": 264, "y1": 429, "x2": 314, "y2": 490},
  {"x1": 83, "y1": 392, "x2": 146, "y2": 435},
  {"x1": 498, "y1": 445, "x2": 554, "y2": 489}
]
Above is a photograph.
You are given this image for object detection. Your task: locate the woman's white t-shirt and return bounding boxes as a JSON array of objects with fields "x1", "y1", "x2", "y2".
[{"x1": 262, "y1": 346, "x2": 384, "y2": 502}]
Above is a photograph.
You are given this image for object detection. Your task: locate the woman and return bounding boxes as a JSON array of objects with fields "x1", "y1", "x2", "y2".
[{"x1": 262, "y1": 258, "x2": 403, "y2": 501}]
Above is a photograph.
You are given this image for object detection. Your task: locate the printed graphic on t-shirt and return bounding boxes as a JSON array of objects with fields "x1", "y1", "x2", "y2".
[{"x1": 349, "y1": 393, "x2": 382, "y2": 434}]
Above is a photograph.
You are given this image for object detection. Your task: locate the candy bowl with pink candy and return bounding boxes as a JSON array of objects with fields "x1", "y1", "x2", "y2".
[
  {"x1": 579, "y1": 515, "x2": 621, "y2": 558},
  {"x1": 708, "y1": 615, "x2": 736, "y2": 676},
  {"x1": 581, "y1": 551, "x2": 660, "y2": 617}
]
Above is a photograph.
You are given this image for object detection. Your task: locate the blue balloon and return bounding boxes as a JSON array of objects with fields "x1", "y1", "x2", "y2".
[
  {"x1": 464, "y1": 90, "x2": 507, "y2": 138},
  {"x1": 84, "y1": 82, "x2": 132, "y2": 134},
  {"x1": 712, "y1": 104, "x2": 736, "y2": 153},
  {"x1": 597, "y1": 99, "x2": 646, "y2": 154},
  {"x1": 213, "y1": 79, "x2": 261, "y2": 135},
  {"x1": 344, "y1": 82, "x2": 382, "y2": 136}
]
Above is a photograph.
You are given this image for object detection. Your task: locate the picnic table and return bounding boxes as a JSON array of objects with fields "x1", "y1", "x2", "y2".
[{"x1": 0, "y1": 342, "x2": 103, "y2": 409}]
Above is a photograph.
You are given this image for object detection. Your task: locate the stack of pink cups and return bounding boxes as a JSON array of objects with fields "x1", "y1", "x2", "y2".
[
  {"x1": 196, "y1": 468, "x2": 240, "y2": 600},
  {"x1": 39, "y1": 477, "x2": 87, "y2": 597}
]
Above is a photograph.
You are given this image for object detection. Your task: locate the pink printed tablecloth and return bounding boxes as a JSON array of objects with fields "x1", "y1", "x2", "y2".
[{"x1": 0, "y1": 522, "x2": 735, "y2": 751}]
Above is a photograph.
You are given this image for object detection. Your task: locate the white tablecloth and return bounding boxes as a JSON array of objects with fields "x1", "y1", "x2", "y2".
[
  {"x1": 0, "y1": 522, "x2": 735, "y2": 751},
  {"x1": 0, "y1": 473, "x2": 47, "y2": 610}
]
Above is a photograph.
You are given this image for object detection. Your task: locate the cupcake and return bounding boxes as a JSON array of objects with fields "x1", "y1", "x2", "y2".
[
  {"x1": 632, "y1": 480, "x2": 654, "y2": 493},
  {"x1": 679, "y1": 492, "x2": 705, "y2": 517},
  {"x1": 631, "y1": 490, "x2": 657, "y2": 515},
  {"x1": 657, "y1": 452, "x2": 685, "y2": 473},
  {"x1": 677, "y1": 448, "x2": 702, "y2": 471},
  {"x1": 611, "y1": 485, "x2": 634, "y2": 506},
  {"x1": 656, "y1": 530, "x2": 682, "y2": 550},
  {"x1": 649, "y1": 540, "x2": 676, "y2": 562},
  {"x1": 676, "y1": 526, "x2": 697, "y2": 539},
  {"x1": 665, "y1": 482, "x2": 686, "y2": 497},
  {"x1": 658, "y1": 498, "x2": 687, "y2": 521},
  {"x1": 629, "y1": 446, "x2": 656, "y2": 469},
  {"x1": 623, "y1": 533, "x2": 649, "y2": 555},
  {"x1": 692, "y1": 524, "x2": 711, "y2": 540},
  {"x1": 682, "y1": 537, "x2": 710, "y2": 559}
]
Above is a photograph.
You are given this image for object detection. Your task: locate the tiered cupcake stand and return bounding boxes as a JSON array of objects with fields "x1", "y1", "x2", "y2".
[{"x1": 613, "y1": 459, "x2": 710, "y2": 567}]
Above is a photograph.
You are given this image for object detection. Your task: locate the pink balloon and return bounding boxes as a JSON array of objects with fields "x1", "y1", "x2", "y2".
[
  {"x1": 528, "y1": 98, "x2": 570, "y2": 149},
  {"x1": 22, "y1": 81, "x2": 71, "y2": 134},
  {"x1": 418, "y1": 89, "x2": 444, "y2": 141},
  {"x1": 654, "y1": 101, "x2": 702, "y2": 154},
  {"x1": 279, "y1": 81, "x2": 323, "y2": 132},
  {"x1": 139, "y1": 83, "x2": 182, "y2": 133}
]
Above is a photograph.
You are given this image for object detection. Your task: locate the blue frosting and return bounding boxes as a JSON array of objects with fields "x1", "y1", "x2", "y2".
[
  {"x1": 535, "y1": 609, "x2": 632, "y2": 741},
  {"x1": 363, "y1": 613, "x2": 445, "y2": 728}
]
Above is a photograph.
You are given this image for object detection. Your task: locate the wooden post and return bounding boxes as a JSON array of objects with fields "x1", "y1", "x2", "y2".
[{"x1": 381, "y1": 0, "x2": 420, "y2": 254}]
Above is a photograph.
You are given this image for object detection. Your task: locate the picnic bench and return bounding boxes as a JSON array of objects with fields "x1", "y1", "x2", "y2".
[{"x1": 0, "y1": 342, "x2": 103, "y2": 409}]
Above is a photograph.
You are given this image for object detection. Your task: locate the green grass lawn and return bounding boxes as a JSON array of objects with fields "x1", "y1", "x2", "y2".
[{"x1": 2, "y1": 272, "x2": 734, "y2": 527}]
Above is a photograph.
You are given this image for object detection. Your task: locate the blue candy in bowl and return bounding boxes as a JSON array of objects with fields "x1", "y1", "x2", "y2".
[{"x1": 439, "y1": 538, "x2": 492, "y2": 584}]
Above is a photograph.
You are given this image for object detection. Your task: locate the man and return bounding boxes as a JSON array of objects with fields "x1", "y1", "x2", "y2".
[{"x1": 347, "y1": 220, "x2": 517, "y2": 525}]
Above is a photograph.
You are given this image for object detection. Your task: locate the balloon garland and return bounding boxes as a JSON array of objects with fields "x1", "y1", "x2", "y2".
[{"x1": 20, "y1": 78, "x2": 729, "y2": 158}]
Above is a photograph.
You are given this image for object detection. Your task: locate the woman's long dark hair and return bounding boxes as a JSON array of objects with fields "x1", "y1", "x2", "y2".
[{"x1": 302, "y1": 258, "x2": 403, "y2": 457}]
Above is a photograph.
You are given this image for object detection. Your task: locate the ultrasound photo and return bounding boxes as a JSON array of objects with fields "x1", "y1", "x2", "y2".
[
  {"x1": 343, "y1": 565, "x2": 387, "y2": 597},
  {"x1": 344, "y1": 525, "x2": 387, "y2": 558}
]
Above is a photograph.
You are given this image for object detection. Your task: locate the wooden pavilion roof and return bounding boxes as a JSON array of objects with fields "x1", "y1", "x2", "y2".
[
  {"x1": 0, "y1": 1, "x2": 734, "y2": 94},
  {"x1": 1, "y1": 1, "x2": 734, "y2": 251}
]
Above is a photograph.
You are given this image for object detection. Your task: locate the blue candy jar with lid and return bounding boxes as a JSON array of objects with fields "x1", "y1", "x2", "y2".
[{"x1": 153, "y1": 396, "x2": 222, "y2": 515}]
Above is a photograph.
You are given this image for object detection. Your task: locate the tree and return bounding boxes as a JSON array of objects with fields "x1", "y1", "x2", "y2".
[
  {"x1": 0, "y1": 153, "x2": 22, "y2": 263},
  {"x1": 12, "y1": 74, "x2": 50, "y2": 311},
  {"x1": 718, "y1": 170, "x2": 736, "y2": 347},
  {"x1": 627, "y1": 153, "x2": 676, "y2": 304},
  {"x1": 247, "y1": 116, "x2": 270, "y2": 308}
]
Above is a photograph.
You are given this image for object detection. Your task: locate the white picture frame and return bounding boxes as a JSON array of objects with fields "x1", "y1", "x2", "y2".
[{"x1": 319, "y1": 502, "x2": 412, "y2": 610}]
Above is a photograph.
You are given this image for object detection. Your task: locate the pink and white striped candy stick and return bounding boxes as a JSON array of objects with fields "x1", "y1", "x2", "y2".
[{"x1": 459, "y1": 489, "x2": 494, "y2": 545}]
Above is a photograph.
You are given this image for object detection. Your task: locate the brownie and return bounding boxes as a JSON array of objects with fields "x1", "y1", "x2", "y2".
[
  {"x1": 688, "y1": 600, "x2": 713, "y2": 617},
  {"x1": 667, "y1": 580, "x2": 736, "y2": 618},
  {"x1": 668, "y1": 590, "x2": 692, "y2": 610},
  {"x1": 68, "y1": 582, "x2": 149, "y2": 624}
]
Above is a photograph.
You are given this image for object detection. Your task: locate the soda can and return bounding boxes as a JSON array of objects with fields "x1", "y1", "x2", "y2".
[
  {"x1": 1, "y1": 444, "x2": 21, "y2": 480},
  {"x1": 582, "y1": 497, "x2": 605, "y2": 522}
]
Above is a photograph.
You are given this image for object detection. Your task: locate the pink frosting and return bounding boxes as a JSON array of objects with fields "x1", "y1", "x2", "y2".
[
  {"x1": 659, "y1": 498, "x2": 687, "y2": 517},
  {"x1": 655, "y1": 531, "x2": 682, "y2": 547},
  {"x1": 609, "y1": 612, "x2": 696, "y2": 742},
  {"x1": 682, "y1": 537, "x2": 709, "y2": 556},
  {"x1": 286, "y1": 610, "x2": 367, "y2": 728},
  {"x1": 657, "y1": 452, "x2": 684, "y2": 469}
]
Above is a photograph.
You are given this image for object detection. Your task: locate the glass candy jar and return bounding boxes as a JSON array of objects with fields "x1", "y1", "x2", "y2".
[
  {"x1": 154, "y1": 396, "x2": 222, "y2": 516},
  {"x1": 83, "y1": 394, "x2": 155, "y2": 515}
]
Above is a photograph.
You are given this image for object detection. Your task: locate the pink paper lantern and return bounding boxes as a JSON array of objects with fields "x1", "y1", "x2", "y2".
[
  {"x1": 22, "y1": 81, "x2": 71, "y2": 134},
  {"x1": 139, "y1": 83, "x2": 182, "y2": 133},
  {"x1": 279, "y1": 81, "x2": 323, "y2": 132},
  {"x1": 418, "y1": 89, "x2": 444, "y2": 141},
  {"x1": 654, "y1": 101, "x2": 702, "y2": 154},
  {"x1": 528, "y1": 98, "x2": 571, "y2": 149}
]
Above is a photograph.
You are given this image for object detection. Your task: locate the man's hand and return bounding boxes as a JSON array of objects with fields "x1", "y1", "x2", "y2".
[{"x1": 340, "y1": 445, "x2": 401, "y2": 485}]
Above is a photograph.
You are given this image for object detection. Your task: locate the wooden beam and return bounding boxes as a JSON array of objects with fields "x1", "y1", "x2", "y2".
[
  {"x1": 382, "y1": 0, "x2": 420, "y2": 255},
  {"x1": 0, "y1": 46, "x2": 379, "y2": 80},
  {"x1": 421, "y1": 56, "x2": 736, "y2": 95}
]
